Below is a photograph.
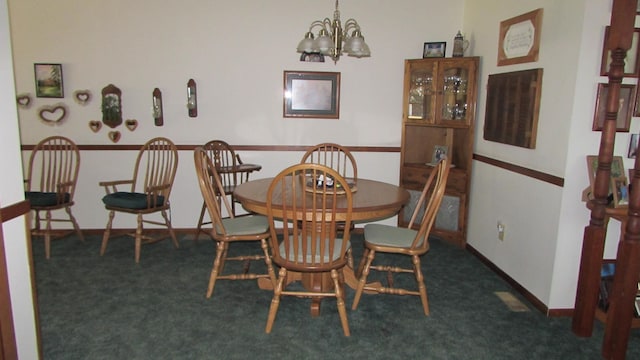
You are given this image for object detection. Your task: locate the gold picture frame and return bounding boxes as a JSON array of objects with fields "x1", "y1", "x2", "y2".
[{"x1": 497, "y1": 8, "x2": 543, "y2": 66}]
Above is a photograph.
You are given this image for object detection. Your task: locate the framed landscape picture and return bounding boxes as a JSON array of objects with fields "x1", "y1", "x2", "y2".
[{"x1": 34, "y1": 63, "x2": 64, "y2": 98}]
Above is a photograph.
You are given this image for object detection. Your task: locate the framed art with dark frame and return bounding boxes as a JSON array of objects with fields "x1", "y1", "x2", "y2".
[
  {"x1": 600, "y1": 26, "x2": 640, "y2": 78},
  {"x1": 283, "y1": 71, "x2": 340, "y2": 119},
  {"x1": 423, "y1": 42, "x2": 446, "y2": 58},
  {"x1": 592, "y1": 83, "x2": 635, "y2": 132},
  {"x1": 34, "y1": 63, "x2": 63, "y2": 98}
]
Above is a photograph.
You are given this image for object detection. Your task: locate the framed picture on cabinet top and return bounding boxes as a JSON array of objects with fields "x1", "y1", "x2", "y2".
[
  {"x1": 423, "y1": 42, "x2": 446, "y2": 58},
  {"x1": 34, "y1": 63, "x2": 63, "y2": 98},
  {"x1": 592, "y1": 83, "x2": 635, "y2": 132},
  {"x1": 600, "y1": 27, "x2": 640, "y2": 77},
  {"x1": 283, "y1": 71, "x2": 340, "y2": 119}
]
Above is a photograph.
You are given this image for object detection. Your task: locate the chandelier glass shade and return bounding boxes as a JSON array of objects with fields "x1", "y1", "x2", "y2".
[{"x1": 296, "y1": 0, "x2": 370, "y2": 63}]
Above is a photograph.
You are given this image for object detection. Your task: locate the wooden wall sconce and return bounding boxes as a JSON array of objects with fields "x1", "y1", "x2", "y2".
[
  {"x1": 152, "y1": 88, "x2": 163, "y2": 126},
  {"x1": 187, "y1": 78, "x2": 197, "y2": 117},
  {"x1": 101, "y1": 84, "x2": 122, "y2": 128}
]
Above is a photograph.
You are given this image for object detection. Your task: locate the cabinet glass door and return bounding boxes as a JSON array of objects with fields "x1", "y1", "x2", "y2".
[
  {"x1": 407, "y1": 66, "x2": 434, "y2": 122},
  {"x1": 440, "y1": 64, "x2": 471, "y2": 124}
]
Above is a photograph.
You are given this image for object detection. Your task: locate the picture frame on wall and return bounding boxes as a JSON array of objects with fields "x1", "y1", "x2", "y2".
[
  {"x1": 497, "y1": 8, "x2": 543, "y2": 66},
  {"x1": 34, "y1": 63, "x2": 63, "y2": 98},
  {"x1": 423, "y1": 42, "x2": 446, "y2": 58},
  {"x1": 283, "y1": 71, "x2": 340, "y2": 119},
  {"x1": 629, "y1": 133, "x2": 639, "y2": 158},
  {"x1": 592, "y1": 83, "x2": 635, "y2": 132},
  {"x1": 600, "y1": 27, "x2": 640, "y2": 78}
]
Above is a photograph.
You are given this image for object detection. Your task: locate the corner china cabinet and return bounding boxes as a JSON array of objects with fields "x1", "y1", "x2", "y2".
[{"x1": 398, "y1": 57, "x2": 479, "y2": 247}]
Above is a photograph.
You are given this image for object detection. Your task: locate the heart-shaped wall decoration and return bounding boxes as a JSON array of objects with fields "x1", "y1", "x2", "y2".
[
  {"x1": 73, "y1": 90, "x2": 91, "y2": 105},
  {"x1": 38, "y1": 104, "x2": 67, "y2": 125},
  {"x1": 125, "y1": 119, "x2": 138, "y2": 131},
  {"x1": 16, "y1": 94, "x2": 31, "y2": 108},
  {"x1": 89, "y1": 120, "x2": 102, "y2": 133},
  {"x1": 108, "y1": 131, "x2": 121, "y2": 143}
]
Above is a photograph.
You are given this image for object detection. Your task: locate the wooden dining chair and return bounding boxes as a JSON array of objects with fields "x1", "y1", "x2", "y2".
[
  {"x1": 194, "y1": 140, "x2": 256, "y2": 241},
  {"x1": 99, "y1": 137, "x2": 179, "y2": 263},
  {"x1": 301, "y1": 142, "x2": 358, "y2": 253},
  {"x1": 265, "y1": 163, "x2": 353, "y2": 336},
  {"x1": 193, "y1": 147, "x2": 277, "y2": 298},
  {"x1": 351, "y1": 156, "x2": 450, "y2": 315},
  {"x1": 24, "y1": 136, "x2": 84, "y2": 259},
  {"x1": 300, "y1": 142, "x2": 357, "y2": 181}
]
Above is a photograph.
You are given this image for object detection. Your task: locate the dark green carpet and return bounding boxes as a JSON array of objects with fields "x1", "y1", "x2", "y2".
[{"x1": 33, "y1": 233, "x2": 640, "y2": 359}]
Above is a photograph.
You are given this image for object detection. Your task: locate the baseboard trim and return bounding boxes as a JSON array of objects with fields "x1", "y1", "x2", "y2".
[{"x1": 465, "y1": 243, "x2": 571, "y2": 317}]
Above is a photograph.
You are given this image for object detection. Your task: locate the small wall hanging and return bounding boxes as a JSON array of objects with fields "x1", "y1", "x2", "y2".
[
  {"x1": 108, "y1": 131, "x2": 121, "y2": 143},
  {"x1": 38, "y1": 104, "x2": 67, "y2": 125},
  {"x1": 101, "y1": 84, "x2": 122, "y2": 128},
  {"x1": 152, "y1": 88, "x2": 163, "y2": 126},
  {"x1": 187, "y1": 79, "x2": 197, "y2": 117},
  {"x1": 497, "y1": 9, "x2": 543, "y2": 66},
  {"x1": 89, "y1": 120, "x2": 102, "y2": 133},
  {"x1": 73, "y1": 90, "x2": 92, "y2": 105},
  {"x1": 16, "y1": 93, "x2": 32, "y2": 108},
  {"x1": 125, "y1": 119, "x2": 138, "y2": 131},
  {"x1": 34, "y1": 63, "x2": 64, "y2": 98}
]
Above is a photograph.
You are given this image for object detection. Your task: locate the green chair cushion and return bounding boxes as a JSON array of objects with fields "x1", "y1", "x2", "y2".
[
  {"x1": 218, "y1": 215, "x2": 269, "y2": 236},
  {"x1": 25, "y1": 191, "x2": 70, "y2": 207},
  {"x1": 279, "y1": 236, "x2": 351, "y2": 263},
  {"x1": 364, "y1": 223, "x2": 420, "y2": 248},
  {"x1": 102, "y1": 192, "x2": 165, "y2": 210}
]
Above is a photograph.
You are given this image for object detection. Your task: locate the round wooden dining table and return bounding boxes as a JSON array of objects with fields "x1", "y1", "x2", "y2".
[{"x1": 234, "y1": 177, "x2": 410, "y2": 316}]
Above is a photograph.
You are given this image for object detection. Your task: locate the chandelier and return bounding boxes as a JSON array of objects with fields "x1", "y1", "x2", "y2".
[{"x1": 296, "y1": 0, "x2": 371, "y2": 63}]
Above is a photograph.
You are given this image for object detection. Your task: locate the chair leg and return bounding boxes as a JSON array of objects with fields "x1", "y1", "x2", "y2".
[
  {"x1": 194, "y1": 202, "x2": 207, "y2": 242},
  {"x1": 355, "y1": 248, "x2": 370, "y2": 279},
  {"x1": 332, "y1": 269, "x2": 350, "y2": 336},
  {"x1": 265, "y1": 267, "x2": 287, "y2": 334},
  {"x1": 260, "y1": 238, "x2": 277, "y2": 288},
  {"x1": 44, "y1": 210, "x2": 52, "y2": 260},
  {"x1": 206, "y1": 242, "x2": 228, "y2": 298},
  {"x1": 135, "y1": 214, "x2": 143, "y2": 263},
  {"x1": 65, "y1": 206, "x2": 84, "y2": 242},
  {"x1": 161, "y1": 209, "x2": 179, "y2": 249},
  {"x1": 100, "y1": 210, "x2": 115, "y2": 256},
  {"x1": 412, "y1": 255, "x2": 429, "y2": 316},
  {"x1": 352, "y1": 249, "x2": 376, "y2": 310}
]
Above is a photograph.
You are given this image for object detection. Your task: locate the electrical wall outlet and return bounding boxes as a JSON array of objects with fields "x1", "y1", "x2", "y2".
[{"x1": 497, "y1": 221, "x2": 505, "y2": 241}]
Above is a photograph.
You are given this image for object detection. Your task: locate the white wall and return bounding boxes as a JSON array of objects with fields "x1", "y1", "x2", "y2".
[
  {"x1": 8, "y1": 0, "x2": 621, "y2": 313},
  {"x1": 0, "y1": 0, "x2": 40, "y2": 357},
  {"x1": 465, "y1": 0, "x2": 635, "y2": 309},
  {"x1": 9, "y1": 0, "x2": 465, "y2": 230}
]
